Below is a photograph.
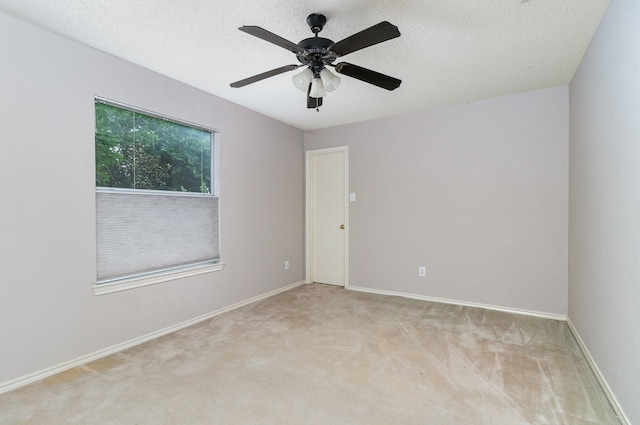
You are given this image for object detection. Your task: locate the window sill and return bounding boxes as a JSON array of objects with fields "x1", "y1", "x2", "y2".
[{"x1": 92, "y1": 262, "x2": 225, "y2": 295}]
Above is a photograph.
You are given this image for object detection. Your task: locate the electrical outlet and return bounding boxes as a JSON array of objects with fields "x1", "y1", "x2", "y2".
[
  {"x1": 284, "y1": 260, "x2": 290, "y2": 271},
  {"x1": 418, "y1": 266, "x2": 426, "y2": 277}
]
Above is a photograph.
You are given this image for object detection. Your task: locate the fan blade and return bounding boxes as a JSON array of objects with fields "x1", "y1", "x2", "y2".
[
  {"x1": 239, "y1": 26, "x2": 305, "y2": 54},
  {"x1": 334, "y1": 62, "x2": 401, "y2": 90},
  {"x1": 306, "y1": 82, "x2": 323, "y2": 109},
  {"x1": 230, "y1": 65, "x2": 299, "y2": 88},
  {"x1": 330, "y1": 21, "x2": 400, "y2": 57}
]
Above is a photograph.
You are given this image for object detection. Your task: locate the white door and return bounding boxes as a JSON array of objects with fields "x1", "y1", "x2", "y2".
[{"x1": 306, "y1": 147, "x2": 348, "y2": 286}]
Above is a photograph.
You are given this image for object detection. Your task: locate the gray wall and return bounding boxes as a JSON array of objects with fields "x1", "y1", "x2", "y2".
[
  {"x1": 569, "y1": 0, "x2": 639, "y2": 423},
  {"x1": 305, "y1": 86, "x2": 569, "y2": 316},
  {"x1": 0, "y1": 12, "x2": 304, "y2": 385}
]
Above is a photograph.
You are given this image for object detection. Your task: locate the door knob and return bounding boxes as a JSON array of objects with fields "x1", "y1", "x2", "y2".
[{"x1": 340, "y1": 224, "x2": 345, "y2": 229}]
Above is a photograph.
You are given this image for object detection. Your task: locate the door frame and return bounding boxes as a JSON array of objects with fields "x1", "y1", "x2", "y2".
[{"x1": 305, "y1": 146, "x2": 349, "y2": 288}]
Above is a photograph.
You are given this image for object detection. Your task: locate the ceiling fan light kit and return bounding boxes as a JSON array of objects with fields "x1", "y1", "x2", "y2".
[
  {"x1": 230, "y1": 13, "x2": 402, "y2": 111},
  {"x1": 292, "y1": 68, "x2": 314, "y2": 91},
  {"x1": 309, "y1": 78, "x2": 327, "y2": 98},
  {"x1": 319, "y1": 68, "x2": 341, "y2": 92}
]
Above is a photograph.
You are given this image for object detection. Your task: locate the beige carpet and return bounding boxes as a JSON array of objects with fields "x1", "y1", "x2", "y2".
[{"x1": 0, "y1": 284, "x2": 619, "y2": 424}]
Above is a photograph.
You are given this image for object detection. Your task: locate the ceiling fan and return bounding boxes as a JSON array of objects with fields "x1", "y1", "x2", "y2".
[{"x1": 230, "y1": 13, "x2": 402, "y2": 110}]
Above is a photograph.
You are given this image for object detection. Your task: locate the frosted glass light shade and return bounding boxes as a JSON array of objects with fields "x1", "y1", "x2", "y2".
[
  {"x1": 309, "y1": 78, "x2": 327, "y2": 98},
  {"x1": 292, "y1": 68, "x2": 313, "y2": 92},
  {"x1": 319, "y1": 68, "x2": 341, "y2": 92}
]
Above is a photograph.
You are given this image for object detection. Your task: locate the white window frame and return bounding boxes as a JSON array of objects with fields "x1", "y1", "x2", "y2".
[{"x1": 93, "y1": 97, "x2": 223, "y2": 295}]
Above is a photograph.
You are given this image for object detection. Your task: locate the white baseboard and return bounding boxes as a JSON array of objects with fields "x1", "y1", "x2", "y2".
[
  {"x1": 0, "y1": 280, "x2": 306, "y2": 395},
  {"x1": 566, "y1": 319, "x2": 630, "y2": 425},
  {"x1": 346, "y1": 285, "x2": 567, "y2": 321}
]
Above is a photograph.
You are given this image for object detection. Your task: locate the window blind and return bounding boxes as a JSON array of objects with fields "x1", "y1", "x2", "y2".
[{"x1": 96, "y1": 189, "x2": 219, "y2": 283}]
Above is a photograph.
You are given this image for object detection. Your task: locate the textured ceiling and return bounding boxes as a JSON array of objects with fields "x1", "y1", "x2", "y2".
[{"x1": 0, "y1": 0, "x2": 610, "y2": 131}]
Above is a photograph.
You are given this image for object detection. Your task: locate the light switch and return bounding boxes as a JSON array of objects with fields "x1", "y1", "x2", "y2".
[{"x1": 350, "y1": 192, "x2": 356, "y2": 202}]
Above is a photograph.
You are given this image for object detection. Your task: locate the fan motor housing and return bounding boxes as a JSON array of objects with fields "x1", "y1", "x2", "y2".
[{"x1": 297, "y1": 37, "x2": 336, "y2": 71}]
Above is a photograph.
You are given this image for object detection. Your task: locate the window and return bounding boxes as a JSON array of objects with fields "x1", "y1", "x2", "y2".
[{"x1": 94, "y1": 98, "x2": 221, "y2": 293}]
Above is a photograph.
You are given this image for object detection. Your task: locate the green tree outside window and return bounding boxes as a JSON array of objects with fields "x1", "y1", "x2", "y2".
[{"x1": 95, "y1": 102, "x2": 212, "y2": 193}]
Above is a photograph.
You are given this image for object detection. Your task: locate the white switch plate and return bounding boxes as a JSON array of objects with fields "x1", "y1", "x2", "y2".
[
  {"x1": 350, "y1": 192, "x2": 356, "y2": 202},
  {"x1": 284, "y1": 260, "x2": 290, "y2": 271},
  {"x1": 418, "y1": 266, "x2": 426, "y2": 277}
]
